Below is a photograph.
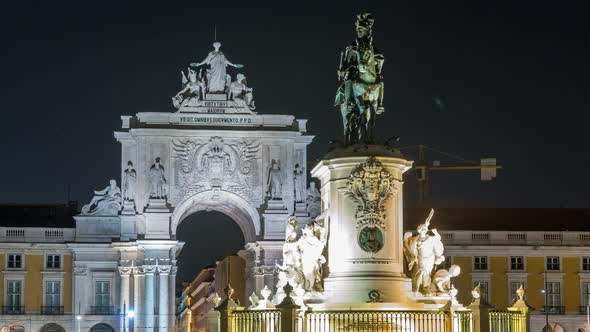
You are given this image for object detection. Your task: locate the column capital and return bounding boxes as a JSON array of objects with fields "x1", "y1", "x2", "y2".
[
  {"x1": 170, "y1": 266, "x2": 178, "y2": 276},
  {"x1": 157, "y1": 265, "x2": 172, "y2": 275},
  {"x1": 118, "y1": 266, "x2": 133, "y2": 276},
  {"x1": 133, "y1": 266, "x2": 145, "y2": 275},
  {"x1": 143, "y1": 265, "x2": 157, "y2": 274},
  {"x1": 73, "y1": 265, "x2": 88, "y2": 276}
]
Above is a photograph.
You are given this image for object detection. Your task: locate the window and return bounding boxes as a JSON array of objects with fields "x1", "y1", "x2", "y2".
[
  {"x1": 583, "y1": 282, "x2": 590, "y2": 308},
  {"x1": 95, "y1": 281, "x2": 110, "y2": 307},
  {"x1": 546, "y1": 281, "x2": 561, "y2": 306},
  {"x1": 45, "y1": 281, "x2": 61, "y2": 307},
  {"x1": 583, "y1": 257, "x2": 590, "y2": 271},
  {"x1": 472, "y1": 280, "x2": 489, "y2": 303},
  {"x1": 474, "y1": 256, "x2": 488, "y2": 270},
  {"x1": 7, "y1": 254, "x2": 22, "y2": 269},
  {"x1": 546, "y1": 256, "x2": 560, "y2": 271},
  {"x1": 46, "y1": 255, "x2": 61, "y2": 269},
  {"x1": 510, "y1": 256, "x2": 524, "y2": 271},
  {"x1": 7, "y1": 280, "x2": 22, "y2": 307}
]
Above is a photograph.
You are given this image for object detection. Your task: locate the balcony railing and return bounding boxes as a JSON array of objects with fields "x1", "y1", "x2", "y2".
[
  {"x1": 1, "y1": 306, "x2": 25, "y2": 314},
  {"x1": 89, "y1": 306, "x2": 116, "y2": 315},
  {"x1": 541, "y1": 306, "x2": 565, "y2": 315},
  {"x1": 40, "y1": 306, "x2": 64, "y2": 315},
  {"x1": 580, "y1": 306, "x2": 590, "y2": 315}
]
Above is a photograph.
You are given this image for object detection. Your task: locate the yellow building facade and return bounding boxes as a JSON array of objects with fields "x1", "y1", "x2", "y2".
[{"x1": 405, "y1": 208, "x2": 590, "y2": 332}]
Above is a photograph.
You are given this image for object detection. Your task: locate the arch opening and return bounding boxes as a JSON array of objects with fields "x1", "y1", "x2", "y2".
[
  {"x1": 171, "y1": 190, "x2": 260, "y2": 243},
  {"x1": 39, "y1": 324, "x2": 64, "y2": 332},
  {"x1": 176, "y1": 210, "x2": 246, "y2": 282},
  {"x1": 89, "y1": 323, "x2": 114, "y2": 332}
]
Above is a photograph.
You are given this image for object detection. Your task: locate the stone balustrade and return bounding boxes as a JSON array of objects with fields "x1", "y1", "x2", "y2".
[{"x1": 0, "y1": 227, "x2": 74, "y2": 242}]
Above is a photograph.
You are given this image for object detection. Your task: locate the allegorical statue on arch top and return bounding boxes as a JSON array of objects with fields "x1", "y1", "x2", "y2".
[
  {"x1": 172, "y1": 41, "x2": 256, "y2": 112},
  {"x1": 335, "y1": 12, "x2": 385, "y2": 145}
]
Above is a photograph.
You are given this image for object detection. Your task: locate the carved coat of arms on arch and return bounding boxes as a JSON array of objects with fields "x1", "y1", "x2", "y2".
[{"x1": 171, "y1": 137, "x2": 262, "y2": 207}]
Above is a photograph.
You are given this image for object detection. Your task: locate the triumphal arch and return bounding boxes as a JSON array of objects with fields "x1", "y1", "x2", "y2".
[{"x1": 72, "y1": 42, "x2": 315, "y2": 332}]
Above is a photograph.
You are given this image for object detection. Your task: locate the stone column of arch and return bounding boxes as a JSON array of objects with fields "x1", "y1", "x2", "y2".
[
  {"x1": 118, "y1": 266, "x2": 132, "y2": 331},
  {"x1": 168, "y1": 266, "x2": 178, "y2": 331},
  {"x1": 157, "y1": 265, "x2": 171, "y2": 332},
  {"x1": 143, "y1": 265, "x2": 157, "y2": 332},
  {"x1": 133, "y1": 266, "x2": 144, "y2": 332}
]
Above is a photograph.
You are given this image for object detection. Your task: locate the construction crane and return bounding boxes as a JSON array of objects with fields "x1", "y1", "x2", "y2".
[{"x1": 400, "y1": 145, "x2": 503, "y2": 207}]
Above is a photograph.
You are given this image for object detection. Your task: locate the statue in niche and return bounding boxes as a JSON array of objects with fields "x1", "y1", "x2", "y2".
[
  {"x1": 149, "y1": 157, "x2": 167, "y2": 199},
  {"x1": 190, "y1": 41, "x2": 244, "y2": 94},
  {"x1": 229, "y1": 73, "x2": 256, "y2": 110},
  {"x1": 81, "y1": 179, "x2": 122, "y2": 215},
  {"x1": 404, "y1": 209, "x2": 460, "y2": 296},
  {"x1": 306, "y1": 182, "x2": 321, "y2": 218},
  {"x1": 293, "y1": 163, "x2": 305, "y2": 203},
  {"x1": 267, "y1": 160, "x2": 282, "y2": 200},
  {"x1": 122, "y1": 161, "x2": 137, "y2": 201},
  {"x1": 335, "y1": 12, "x2": 385, "y2": 145}
]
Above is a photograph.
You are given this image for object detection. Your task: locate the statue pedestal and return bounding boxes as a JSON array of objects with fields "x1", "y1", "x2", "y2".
[
  {"x1": 144, "y1": 198, "x2": 171, "y2": 239},
  {"x1": 121, "y1": 200, "x2": 136, "y2": 215},
  {"x1": 311, "y1": 145, "x2": 413, "y2": 304},
  {"x1": 261, "y1": 199, "x2": 289, "y2": 240},
  {"x1": 74, "y1": 215, "x2": 121, "y2": 242}
]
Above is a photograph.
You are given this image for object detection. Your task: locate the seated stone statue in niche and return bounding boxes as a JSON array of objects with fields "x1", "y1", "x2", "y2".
[
  {"x1": 306, "y1": 181, "x2": 321, "y2": 218},
  {"x1": 267, "y1": 160, "x2": 282, "y2": 200},
  {"x1": 229, "y1": 73, "x2": 255, "y2": 110},
  {"x1": 81, "y1": 179, "x2": 122, "y2": 215},
  {"x1": 149, "y1": 157, "x2": 167, "y2": 199}
]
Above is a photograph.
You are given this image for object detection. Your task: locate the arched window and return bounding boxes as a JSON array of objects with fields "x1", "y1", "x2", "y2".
[
  {"x1": 39, "y1": 324, "x2": 64, "y2": 332},
  {"x1": 89, "y1": 324, "x2": 114, "y2": 332},
  {"x1": 10, "y1": 326, "x2": 25, "y2": 332}
]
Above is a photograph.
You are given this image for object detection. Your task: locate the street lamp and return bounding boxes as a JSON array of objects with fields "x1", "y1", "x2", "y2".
[
  {"x1": 122, "y1": 303, "x2": 134, "y2": 332},
  {"x1": 76, "y1": 314, "x2": 82, "y2": 332}
]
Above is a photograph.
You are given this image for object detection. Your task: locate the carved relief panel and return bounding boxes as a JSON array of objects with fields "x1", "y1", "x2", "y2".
[{"x1": 170, "y1": 136, "x2": 262, "y2": 208}]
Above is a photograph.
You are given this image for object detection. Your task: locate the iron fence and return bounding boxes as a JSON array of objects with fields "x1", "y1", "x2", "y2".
[
  {"x1": 1, "y1": 306, "x2": 25, "y2": 314},
  {"x1": 489, "y1": 310, "x2": 527, "y2": 332},
  {"x1": 305, "y1": 311, "x2": 448, "y2": 332},
  {"x1": 230, "y1": 310, "x2": 281, "y2": 332},
  {"x1": 40, "y1": 306, "x2": 64, "y2": 315}
]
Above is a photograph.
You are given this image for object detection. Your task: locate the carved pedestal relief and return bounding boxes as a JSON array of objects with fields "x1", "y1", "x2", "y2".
[{"x1": 346, "y1": 156, "x2": 395, "y2": 253}]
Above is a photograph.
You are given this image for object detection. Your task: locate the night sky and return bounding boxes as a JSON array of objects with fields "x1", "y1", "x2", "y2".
[{"x1": 1, "y1": 2, "x2": 589, "y2": 279}]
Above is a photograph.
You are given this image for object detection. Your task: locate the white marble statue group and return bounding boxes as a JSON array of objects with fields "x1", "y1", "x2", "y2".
[
  {"x1": 172, "y1": 41, "x2": 255, "y2": 110},
  {"x1": 81, "y1": 157, "x2": 168, "y2": 215},
  {"x1": 403, "y1": 209, "x2": 461, "y2": 297},
  {"x1": 273, "y1": 216, "x2": 328, "y2": 305}
]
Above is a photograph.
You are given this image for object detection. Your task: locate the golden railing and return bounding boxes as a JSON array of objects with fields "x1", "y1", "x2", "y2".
[
  {"x1": 304, "y1": 311, "x2": 448, "y2": 332},
  {"x1": 489, "y1": 310, "x2": 527, "y2": 332}
]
